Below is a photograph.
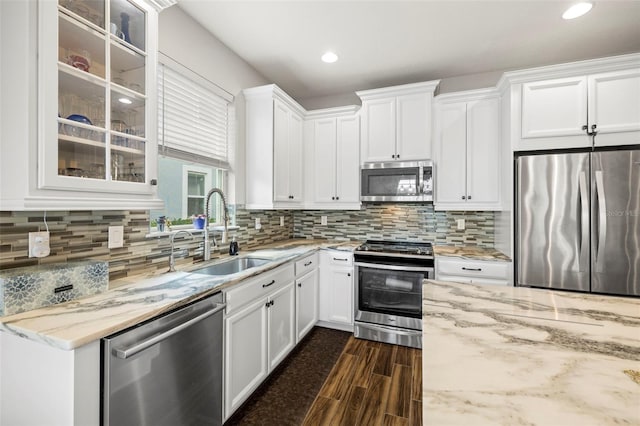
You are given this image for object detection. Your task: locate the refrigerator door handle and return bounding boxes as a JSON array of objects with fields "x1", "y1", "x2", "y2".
[
  {"x1": 578, "y1": 171, "x2": 589, "y2": 272},
  {"x1": 595, "y1": 170, "x2": 607, "y2": 273}
]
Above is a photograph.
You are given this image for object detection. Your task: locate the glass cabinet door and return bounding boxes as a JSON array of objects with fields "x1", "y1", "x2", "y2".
[{"x1": 54, "y1": 0, "x2": 149, "y2": 187}]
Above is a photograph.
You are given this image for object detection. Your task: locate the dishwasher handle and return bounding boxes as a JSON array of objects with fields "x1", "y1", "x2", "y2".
[{"x1": 114, "y1": 303, "x2": 226, "y2": 359}]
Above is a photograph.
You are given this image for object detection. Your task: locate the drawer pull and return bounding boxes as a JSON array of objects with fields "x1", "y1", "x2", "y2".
[
  {"x1": 304, "y1": 261, "x2": 313, "y2": 267},
  {"x1": 462, "y1": 267, "x2": 482, "y2": 272},
  {"x1": 262, "y1": 280, "x2": 276, "y2": 288},
  {"x1": 333, "y1": 257, "x2": 349, "y2": 262}
]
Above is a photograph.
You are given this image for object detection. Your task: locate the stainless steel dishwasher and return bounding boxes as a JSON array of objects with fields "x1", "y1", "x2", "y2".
[{"x1": 102, "y1": 292, "x2": 225, "y2": 426}]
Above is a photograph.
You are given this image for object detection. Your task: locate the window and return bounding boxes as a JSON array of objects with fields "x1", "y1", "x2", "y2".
[
  {"x1": 187, "y1": 170, "x2": 207, "y2": 217},
  {"x1": 151, "y1": 54, "x2": 233, "y2": 229}
]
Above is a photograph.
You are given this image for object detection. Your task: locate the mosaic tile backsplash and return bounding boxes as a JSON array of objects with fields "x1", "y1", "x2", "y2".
[
  {"x1": 0, "y1": 209, "x2": 294, "y2": 281},
  {"x1": 293, "y1": 204, "x2": 495, "y2": 246},
  {"x1": 0, "y1": 204, "x2": 494, "y2": 286},
  {"x1": 0, "y1": 260, "x2": 108, "y2": 316}
]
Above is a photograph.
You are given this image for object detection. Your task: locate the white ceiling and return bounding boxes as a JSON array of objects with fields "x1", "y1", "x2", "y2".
[{"x1": 176, "y1": 0, "x2": 640, "y2": 102}]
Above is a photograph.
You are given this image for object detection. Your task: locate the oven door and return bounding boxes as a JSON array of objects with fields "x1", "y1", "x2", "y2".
[{"x1": 354, "y1": 261, "x2": 432, "y2": 330}]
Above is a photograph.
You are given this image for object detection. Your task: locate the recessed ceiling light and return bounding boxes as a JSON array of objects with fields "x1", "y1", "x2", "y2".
[
  {"x1": 562, "y1": 2, "x2": 593, "y2": 19},
  {"x1": 321, "y1": 51, "x2": 338, "y2": 63},
  {"x1": 118, "y1": 97, "x2": 133, "y2": 105}
]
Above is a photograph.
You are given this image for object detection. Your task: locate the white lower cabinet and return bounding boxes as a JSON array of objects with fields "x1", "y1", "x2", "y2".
[
  {"x1": 267, "y1": 283, "x2": 296, "y2": 370},
  {"x1": 223, "y1": 264, "x2": 295, "y2": 420},
  {"x1": 295, "y1": 253, "x2": 319, "y2": 342},
  {"x1": 224, "y1": 296, "x2": 269, "y2": 419},
  {"x1": 435, "y1": 257, "x2": 512, "y2": 285},
  {"x1": 318, "y1": 250, "x2": 354, "y2": 330}
]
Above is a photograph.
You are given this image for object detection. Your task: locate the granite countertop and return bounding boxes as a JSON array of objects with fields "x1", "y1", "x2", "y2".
[
  {"x1": 422, "y1": 279, "x2": 640, "y2": 425},
  {"x1": 434, "y1": 245, "x2": 511, "y2": 261},
  {"x1": 0, "y1": 239, "x2": 358, "y2": 351}
]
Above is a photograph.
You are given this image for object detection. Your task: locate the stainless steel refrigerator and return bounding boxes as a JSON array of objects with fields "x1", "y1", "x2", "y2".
[{"x1": 516, "y1": 147, "x2": 640, "y2": 296}]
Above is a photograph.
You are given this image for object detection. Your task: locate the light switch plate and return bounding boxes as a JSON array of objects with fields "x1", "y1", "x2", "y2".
[
  {"x1": 29, "y1": 231, "x2": 50, "y2": 258},
  {"x1": 255, "y1": 217, "x2": 262, "y2": 230},
  {"x1": 457, "y1": 219, "x2": 465, "y2": 230},
  {"x1": 108, "y1": 226, "x2": 124, "y2": 249},
  {"x1": 280, "y1": 216, "x2": 284, "y2": 227},
  {"x1": 321, "y1": 216, "x2": 327, "y2": 226}
]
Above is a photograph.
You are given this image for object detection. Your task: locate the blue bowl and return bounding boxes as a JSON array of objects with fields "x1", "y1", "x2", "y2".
[{"x1": 67, "y1": 114, "x2": 92, "y2": 125}]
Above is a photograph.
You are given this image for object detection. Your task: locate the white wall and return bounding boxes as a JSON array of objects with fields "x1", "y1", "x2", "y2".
[
  {"x1": 298, "y1": 69, "x2": 506, "y2": 110},
  {"x1": 158, "y1": 5, "x2": 269, "y2": 205}
]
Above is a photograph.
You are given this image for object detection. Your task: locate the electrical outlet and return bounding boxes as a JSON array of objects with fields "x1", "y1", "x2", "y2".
[
  {"x1": 280, "y1": 216, "x2": 284, "y2": 227},
  {"x1": 457, "y1": 219, "x2": 465, "y2": 230},
  {"x1": 108, "y1": 226, "x2": 124, "y2": 249},
  {"x1": 29, "y1": 231, "x2": 50, "y2": 258},
  {"x1": 321, "y1": 216, "x2": 327, "y2": 226},
  {"x1": 255, "y1": 217, "x2": 262, "y2": 230}
]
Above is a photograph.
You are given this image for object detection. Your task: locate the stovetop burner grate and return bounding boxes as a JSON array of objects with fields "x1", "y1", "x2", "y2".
[{"x1": 355, "y1": 240, "x2": 433, "y2": 257}]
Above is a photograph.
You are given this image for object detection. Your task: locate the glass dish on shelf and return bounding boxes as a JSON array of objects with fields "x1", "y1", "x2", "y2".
[{"x1": 59, "y1": 0, "x2": 105, "y2": 30}]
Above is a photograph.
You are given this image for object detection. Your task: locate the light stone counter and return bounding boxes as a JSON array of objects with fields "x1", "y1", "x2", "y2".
[
  {"x1": 422, "y1": 279, "x2": 640, "y2": 425},
  {"x1": 0, "y1": 239, "x2": 358, "y2": 350},
  {"x1": 434, "y1": 245, "x2": 511, "y2": 261}
]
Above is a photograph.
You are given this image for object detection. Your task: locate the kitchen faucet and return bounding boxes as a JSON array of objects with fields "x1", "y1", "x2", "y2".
[
  {"x1": 204, "y1": 188, "x2": 229, "y2": 262},
  {"x1": 168, "y1": 230, "x2": 193, "y2": 272}
]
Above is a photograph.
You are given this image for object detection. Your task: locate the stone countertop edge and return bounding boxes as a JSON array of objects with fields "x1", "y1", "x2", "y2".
[
  {"x1": 0, "y1": 239, "x2": 359, "y2": 351},
  {"x1": 433, "y1": 244, "x2": 511, "y2": 262}
]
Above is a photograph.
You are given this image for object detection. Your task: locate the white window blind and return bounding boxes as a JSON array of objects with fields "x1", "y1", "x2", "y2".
[{"x1": 158, "y1": 54, "x2": 233, "y2": 168}]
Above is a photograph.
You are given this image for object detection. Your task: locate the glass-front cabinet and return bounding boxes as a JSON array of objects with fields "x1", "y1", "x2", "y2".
[{"x1": 36, "y1": 0, "x2": 161, "y2": 205}]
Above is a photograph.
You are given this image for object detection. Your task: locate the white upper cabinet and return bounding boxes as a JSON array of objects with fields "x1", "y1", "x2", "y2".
[
  {"x1": 357, "y1": 81, "x2": 440, "y2": 163},
  {"x1": 273, "y1": 99, "x2": 303, "y2": 203},
  {"x1": 588, "y1": 69, "x2": 640, "y2": 146},
  {"x1": 0, "y1": 0, "x2": 163, "y2": 210},
  {"x1": 304, "y1": 106, "x2": 361, "y2": 209},
  {"x1": 515, "y1": 57, "x2": 640, "y2": 150},
  {"x1": 435, "y1": 90, "x2": 501, "y2": 211},
  {"x1": 521, "y1": 76, "x2": 587, "y2": 140},
  {"x1": 244, "y1": 84, "x2": 306, "y2": 209}
]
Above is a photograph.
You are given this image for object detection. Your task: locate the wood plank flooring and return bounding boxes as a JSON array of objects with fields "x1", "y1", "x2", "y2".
[{"x1": 302, "y1": 337, "x2": 422, "y2": 426}]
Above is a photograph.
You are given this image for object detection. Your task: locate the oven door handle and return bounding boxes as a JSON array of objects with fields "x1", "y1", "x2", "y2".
[{"x1": 354, "y1": 261, "x2": 433, "y2": 272}]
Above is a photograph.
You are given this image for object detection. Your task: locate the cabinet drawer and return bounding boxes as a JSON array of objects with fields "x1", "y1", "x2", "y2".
[
  {"x1": 225, "y1": 263, "x2": 294, "y2": 314},
  {"x1": 295, "y1": 253, "x2": 318, "y2": 277},
  {"x1": 321, "y1": 250, "x2": 353, "y2": 267},
  {"x1": 436, "y1": 258, "x2": 510, "y2": 280}
]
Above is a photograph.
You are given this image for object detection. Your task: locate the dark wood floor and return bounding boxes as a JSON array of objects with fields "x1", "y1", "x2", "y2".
[{"x1": 302, "y1": 337, "x2": 422, "y2": 426}]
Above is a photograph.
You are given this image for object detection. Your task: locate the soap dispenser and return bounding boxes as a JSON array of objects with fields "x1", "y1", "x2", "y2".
[{"x1": 229, "y1": 237, "x2": 239, "y2": 256}]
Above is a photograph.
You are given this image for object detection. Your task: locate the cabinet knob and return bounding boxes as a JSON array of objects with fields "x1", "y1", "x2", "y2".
[
  {"x1": 298, "y1": 283, "x2": 302, "y2": 287},
  {"x1": 461, "y1": 195, "x2": 466, "y2": 200},
  {"x1": 150, "y1": 179, "x2": 158, "y2": 186},
  {"x1": 331, "y1": 196, "x2": 335, "y2": 200},
  {"x1": 467, "y1": 195, "x2": 472, "y2": 200},
  {"x1": 347, "y1": 273, "x2": 351, "y2": 277},
  {"x1": 335, "y1": 196, "x2": 339, "y2": 200}
]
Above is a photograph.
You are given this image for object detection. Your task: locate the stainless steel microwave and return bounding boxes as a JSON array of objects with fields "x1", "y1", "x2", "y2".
[{"x1": 360, "y1": 160, "x2": 433, "y2": 202}]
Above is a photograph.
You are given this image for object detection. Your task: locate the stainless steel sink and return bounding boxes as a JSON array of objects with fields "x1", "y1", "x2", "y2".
[{"x1": 193, "y1": 257, "x2": 271, "y2": 276}]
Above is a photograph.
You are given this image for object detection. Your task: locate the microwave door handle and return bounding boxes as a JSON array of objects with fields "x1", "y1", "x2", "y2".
[{"x1": 418, "y1": 166, "x2": 424, "y2": 194}]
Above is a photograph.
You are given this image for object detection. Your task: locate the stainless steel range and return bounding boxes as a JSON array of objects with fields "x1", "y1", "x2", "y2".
[{"x1": 353, "y1": 240, "x2": 434, "y2": 349}]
